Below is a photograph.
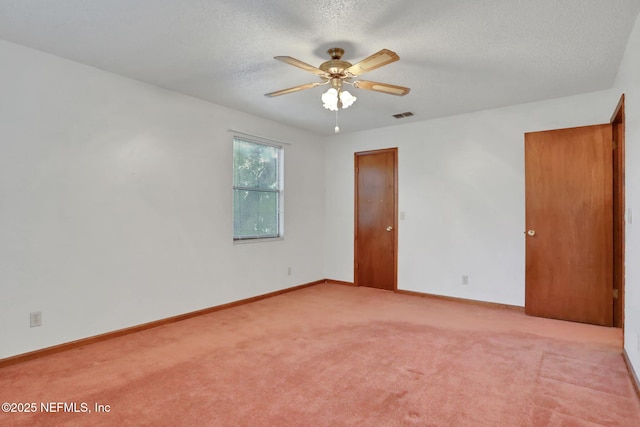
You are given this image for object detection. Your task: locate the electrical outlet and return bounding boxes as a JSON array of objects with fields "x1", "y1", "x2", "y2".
[
  {"x1": 30, "y1": 311, "x2": 42, "y2": 328},
  {"x1": 637, "y1": 333, "x2": 640, "y2": 352},
  {"x1": 462, "y1": 275, "x2": 469, "y2": 285},
  {"x1": 287, "y1": 267, "x2": 292, "y2": 276}
]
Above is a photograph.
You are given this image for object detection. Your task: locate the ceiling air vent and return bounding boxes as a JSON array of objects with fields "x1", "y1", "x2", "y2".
[{"x1": 392, "y1": 112, "x2": 414, "y2": 119}]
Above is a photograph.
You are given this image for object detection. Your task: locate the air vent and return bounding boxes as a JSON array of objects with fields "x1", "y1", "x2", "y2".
[{"x1": 392, "y1": 112, "x2": 414, "y2": 119}]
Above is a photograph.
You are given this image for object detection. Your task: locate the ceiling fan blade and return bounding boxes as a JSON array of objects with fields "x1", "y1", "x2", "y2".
[
  {"x1": 264, "y1": 82, "x2": 325, "y2": 97},
  {"x1": 346, "y1": 49, "x2": 400, "y2": 76},
  {"x1": 353, "y1": 80, "x2": 410, "y2": 96},
  {"x1": 275, "y1": 56, "x2": 328, "y2": 77}
]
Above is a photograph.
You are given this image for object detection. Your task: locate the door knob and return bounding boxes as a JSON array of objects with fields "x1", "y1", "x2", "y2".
[
  {"x1": 527, "y1": 230, "x2": 536, "y2": 236},
  {"x1": 386, "y1": 226, "x2": 393, "y2": 232}
]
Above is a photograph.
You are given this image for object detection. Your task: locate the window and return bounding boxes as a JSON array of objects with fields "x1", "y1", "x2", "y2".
[{"x1": 233, "y1": 137, "x2": 283, "y2": 241}]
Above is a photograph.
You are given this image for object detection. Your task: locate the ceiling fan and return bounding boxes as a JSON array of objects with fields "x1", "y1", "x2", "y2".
[{"x1": 265, "y1": 48, "x2": 410, "y2": 111}]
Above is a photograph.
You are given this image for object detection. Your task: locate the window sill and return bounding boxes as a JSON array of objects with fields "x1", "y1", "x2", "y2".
[{"x1": 233, "y1": 237, "x2": 284, "y2": 245}]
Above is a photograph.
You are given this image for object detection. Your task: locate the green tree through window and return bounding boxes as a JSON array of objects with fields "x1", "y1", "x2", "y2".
[{"x1": 233, "y1": 138, "x2": 283, "y2": 240}]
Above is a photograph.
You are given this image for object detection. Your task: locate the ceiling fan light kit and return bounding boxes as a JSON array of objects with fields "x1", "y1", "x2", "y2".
[
  {"x1": 266, "y1": 47, "x2": 410, "y2": 132},
  {"x1": 321, "y1": 88, "x2": 356, "y2": 111}
]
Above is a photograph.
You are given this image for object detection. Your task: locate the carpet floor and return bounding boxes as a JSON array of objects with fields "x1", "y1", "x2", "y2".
[{"x1": 1, "y1": 284, "x2": 639, "y2": 426}]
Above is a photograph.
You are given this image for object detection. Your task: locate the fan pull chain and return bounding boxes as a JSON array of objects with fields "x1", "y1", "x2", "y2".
[{"x1": 334, "y1": 110, "x2": 340, "y2": 134}]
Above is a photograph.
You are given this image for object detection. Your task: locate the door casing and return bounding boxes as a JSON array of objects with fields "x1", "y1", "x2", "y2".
[{"x1": 611, "y1": 94, "x2": 626, "y2": 329}]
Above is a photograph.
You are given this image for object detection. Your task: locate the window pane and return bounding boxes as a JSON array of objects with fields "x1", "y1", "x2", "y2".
[
  {"x1": 233, "y1": 139, "x2": 278, "y2": 190},
  {"x1": 234, "y1": 189, "x2": 279, "y2": 238}
]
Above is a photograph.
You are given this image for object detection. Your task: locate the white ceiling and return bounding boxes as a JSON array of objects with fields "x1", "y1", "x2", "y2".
[{"x1": 0, "y1": 0, "x2": 639, "y2": 135}]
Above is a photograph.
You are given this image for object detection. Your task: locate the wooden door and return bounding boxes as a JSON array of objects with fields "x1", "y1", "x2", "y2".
[
  {"x1": 355, "y1": 148, "x2": 398, "y2": 290},
  {"x1": 525, "y1": 124, "x2": 613, "y2": 326}
]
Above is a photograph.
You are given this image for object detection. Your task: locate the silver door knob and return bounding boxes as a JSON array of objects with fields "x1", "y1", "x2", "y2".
[
  {"x1": 386, "y1": 226, "x2": 393, "y2": 232},
  {"x1": 527, "y1": 230, "x2": 536, "y2": 236}
]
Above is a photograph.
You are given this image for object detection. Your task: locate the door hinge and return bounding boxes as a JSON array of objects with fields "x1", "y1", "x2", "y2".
[
  {"x1": 613, "y1": 289, "x2": 619, "y2": 299},
  {"x1": 613, "y1": 140, "x2": 617, "y2": 150}
]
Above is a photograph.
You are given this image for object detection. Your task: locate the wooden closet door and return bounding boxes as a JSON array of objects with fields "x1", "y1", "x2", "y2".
[{"x1": 525, "y1": 124, "x2": 613, "y2": 326}]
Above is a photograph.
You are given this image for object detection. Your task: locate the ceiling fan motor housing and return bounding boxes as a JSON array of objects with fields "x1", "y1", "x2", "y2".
[{"x1": 319, "y1": 48, "x2": 352, "y2": 79}]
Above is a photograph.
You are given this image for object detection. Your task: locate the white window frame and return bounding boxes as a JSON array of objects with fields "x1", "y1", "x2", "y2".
[{"x1": 232, "y1": 136, "x2": 284, "y2": 242}]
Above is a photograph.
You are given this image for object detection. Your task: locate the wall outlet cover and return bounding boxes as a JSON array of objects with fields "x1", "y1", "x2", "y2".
[{"x1": 30, "y1": 311, "x2": 42, "y2": 328}]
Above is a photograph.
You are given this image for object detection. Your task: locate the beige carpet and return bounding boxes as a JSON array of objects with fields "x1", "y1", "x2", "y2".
[{"x1": 1, "y1": 284, "x2": 638, "y2": 426}]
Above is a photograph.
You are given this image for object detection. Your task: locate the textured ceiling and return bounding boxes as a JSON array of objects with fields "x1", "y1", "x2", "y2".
[{"x1": 0, "y1": 0, "x2": 639, "y2": 135}]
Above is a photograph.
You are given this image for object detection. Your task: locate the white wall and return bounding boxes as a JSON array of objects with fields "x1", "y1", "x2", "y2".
[
  {"x1": 613, "y1": 12, "x2": 640, "y2": 380},
  {"x1": 0, "y1": 40, "x2": 325, "y2": 359},
  {"x1": 324, "y1": 90, "x2": 622, "y2": 306}
]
